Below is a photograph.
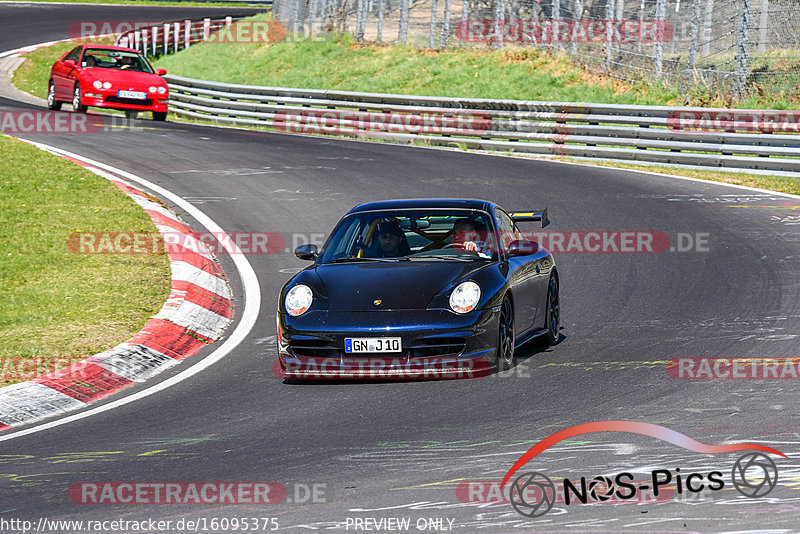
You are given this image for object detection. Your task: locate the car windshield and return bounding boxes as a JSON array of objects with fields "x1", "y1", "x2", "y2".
[
  {"x1": 81, "y1": 48, "x2": 154, "y2": 73},
  {"x1": 318, "y1": 209, "x2": 498, "y2": 263}
]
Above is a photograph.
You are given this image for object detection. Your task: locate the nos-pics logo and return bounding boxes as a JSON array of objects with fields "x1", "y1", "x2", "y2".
[{"x1": 501, "y1": 421, "x2": 784, "y2": 518}]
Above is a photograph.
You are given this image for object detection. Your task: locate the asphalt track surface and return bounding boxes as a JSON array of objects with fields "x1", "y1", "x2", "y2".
[{"x1": 2, "y1": 4, "x2": 800, "y2": 532}]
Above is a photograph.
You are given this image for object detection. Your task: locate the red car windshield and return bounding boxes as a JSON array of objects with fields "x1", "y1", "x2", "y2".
[{"x1": 80, "y1": 48, "x2": 154, "y2": 73}]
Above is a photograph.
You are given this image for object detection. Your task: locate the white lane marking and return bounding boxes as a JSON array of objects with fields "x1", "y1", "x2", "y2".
[{"x1": 0, "y1": 140, "x2": 261, "y2": 442}]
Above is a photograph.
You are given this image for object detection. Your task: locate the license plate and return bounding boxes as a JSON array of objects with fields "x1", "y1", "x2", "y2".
[
  {"x1": 344, "y1": 337, "x2": 401, "y2": 353},
  {"x1": 117, "y1": 90, "x2": 147, "y2": 99}
]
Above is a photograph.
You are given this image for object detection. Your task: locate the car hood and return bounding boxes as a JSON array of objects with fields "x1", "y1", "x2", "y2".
[
  {"x1": 314, "y1": 261, "x2": 486, "y2": 311},
  {"x1": 84, "y1": 68, "x2": 165, "y2": 87}
]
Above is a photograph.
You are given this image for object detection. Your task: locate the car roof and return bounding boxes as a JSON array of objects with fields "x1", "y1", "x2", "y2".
[
  {"x1": 348, "y1": 199, "x2": 495, "y2": 214},
  {"x1": 79, "y1": 44, "x2": 140, "y2": 53}
]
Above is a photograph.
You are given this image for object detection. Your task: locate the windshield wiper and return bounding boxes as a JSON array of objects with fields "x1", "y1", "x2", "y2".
[
  {"x1": 408, "y1": 254, "x2": 477, "y2": 262},
  {"x1": 323, "y1": 257, "x2": 402, "y2": 264}
]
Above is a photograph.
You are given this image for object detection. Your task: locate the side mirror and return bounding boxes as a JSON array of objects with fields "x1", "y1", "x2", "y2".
[
  {"x1": 156, "y1": 68, "x2": 167, "y2": 76},
  {"x1": 64, "y1": 59, "x2": 76, "y2": 68},
  {"x1": 507, "y1": 239, "x2": 539, "y2": 256},
  {"x1": 294, "y1": 243, "x2": 318, "y2": 261}
]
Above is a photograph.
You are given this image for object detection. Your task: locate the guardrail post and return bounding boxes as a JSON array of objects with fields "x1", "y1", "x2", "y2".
[
  {"x1": 734, "y1": 0, "x2": 752, "y2": 99},
  {"x1": 173, "y1": 22, "x2": 180, "y2": 53},
  {"x1": 151, "y1": 26, "x2": 158, "y2": 57},
  {"x1": 440, "y1": 0, "x2": 451, "y2": 48},
  {"x1": 142, "y1": 30, "x2": 148, "y2": 56},
  {"x1": 203, "y1": 18, "x2": 211, "y2": 40},
  {"x1": 164, "y1": 23, "x2": 170, "y2": 55},
  {"x1": 429, "y1": 0, "x2": 438, "y2": 48},
  {"x1": 184, "y1": 20, "x2": 191, "y2": 49},
  {"x1": 225, "y1": 16, "x2": 233, "y2": 27},
  {"x1": 134, "y1": 30, "x2": 141, "y2": 53}
]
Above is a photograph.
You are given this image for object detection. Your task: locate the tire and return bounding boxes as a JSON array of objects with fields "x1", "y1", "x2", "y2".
[
  {"x1": 544, "y1": 274, "x2": 561, "y2": 345},
  {"x1": 46, "y1": 81, "x2": 61, "y2": 110},
  {"x1": 125, "y1": 111, "x2": 138, "y2": 119},
  {"x1": 497, "y1": 295, "x2": 515, "y2": 372},
  {"x1": 72, "y1": 85, "x2": 86, "y2": 112},
  {"x1": 152, "y1": 111, "x2": 167, "y2": 121}
]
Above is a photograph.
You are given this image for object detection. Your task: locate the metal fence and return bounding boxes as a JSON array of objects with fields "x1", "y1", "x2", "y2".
[
  {"x1": 270, "y1": 0, "x2": 800, "y2": 98},
  {"x1": 114, "y1": 15, "x2": 253, "y2": 56},
  {"x1": 164, "y1": 74, "x2": 800, "y2": 174}
]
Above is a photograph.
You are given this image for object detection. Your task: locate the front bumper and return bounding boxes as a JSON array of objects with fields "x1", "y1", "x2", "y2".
[
  {"x1": 277, "y1": 308, "x2": 500, "y2": 380},
  {"x1": 82, "y1": 93, "x2": 168, "y2": 112}
]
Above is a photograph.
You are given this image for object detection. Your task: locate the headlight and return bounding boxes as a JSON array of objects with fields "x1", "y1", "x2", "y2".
[
  {"x1": 285, "y1": 284, "x2": 313, "y2": 316},
  {"x1": 449, "y1": 281, "x2": 481, "y2": 314},
  {"x1": 158, "y1": 86, "x2": 167, "y2": 95},
  {"x1": 93, "y1": 81, "x2": 102, "y2": 89},
  {"x1": 102, "y1": 82, "x2": 112, "y2": 89},
  {"x1": 149, "y1": 86, "x2": 157, "y2": 93}
]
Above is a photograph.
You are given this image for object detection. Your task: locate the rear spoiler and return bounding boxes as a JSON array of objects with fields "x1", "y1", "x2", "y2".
[{"x1": 508, "y1": 208, "x2": 550, "y2": 228}]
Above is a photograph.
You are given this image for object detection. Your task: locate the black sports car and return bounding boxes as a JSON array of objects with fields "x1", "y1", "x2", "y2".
[{"x1": 276, "y1": 199, "x2": 559, "y2": 380}]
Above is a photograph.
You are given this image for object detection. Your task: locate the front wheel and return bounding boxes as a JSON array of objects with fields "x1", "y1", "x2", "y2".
[
  {"x1": 544, "y1": 274, "x2": 560, "y2": 345},
  {"x1": 497, "y1": 296, "x2": 515, "y2": 372},
  {"x1": 72, "y1": 85, "x2": 86, "y2": 112},
  {"x1": 47, "y1": 81, "x2": 61, "y2": 110},
  {"x1": 152, "y1": 111, "x2": 167, "y2": 121}
]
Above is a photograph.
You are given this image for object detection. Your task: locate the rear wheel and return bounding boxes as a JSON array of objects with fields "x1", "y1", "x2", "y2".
[
  {"x1": 497, "y1": 296, "x2": 515, "y2": 372},
  {"x1": 72, "y1": 85, "x2": 86, "y2": 112},
  {"x1": 152, "y1": 111, "x2": 167, "y2": 121},
  {"x1": 46, "y1": 81, "x2": 61, "y2": 110},
  {"x1": 544, "y1": 274, "x2": 560, "y2": 345}
]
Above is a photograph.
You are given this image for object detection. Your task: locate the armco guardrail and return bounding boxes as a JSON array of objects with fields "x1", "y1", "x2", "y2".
[
  {"x1": 164, "y1": 74, "x2": 800, "y2": 174},
  {"x1": 114, "y1": 15, "x2": 253, "y2": 57}
]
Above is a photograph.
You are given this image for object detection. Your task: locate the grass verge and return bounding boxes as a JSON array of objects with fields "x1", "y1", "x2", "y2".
[{"x1": 0, "y1": 135, "x2": 171, "y2": 387}]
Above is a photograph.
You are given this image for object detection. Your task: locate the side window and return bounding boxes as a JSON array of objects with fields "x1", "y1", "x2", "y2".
[
  {"x1": 64, "y1": 47, "x2": 81, "y2": 62},
  {"x1": 495, "y1": 210, "x2": 521, "y2": 253}
]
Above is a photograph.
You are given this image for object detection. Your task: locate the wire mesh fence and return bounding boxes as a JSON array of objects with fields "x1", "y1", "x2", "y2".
[{"x1": 270, "y1": 0, "x2": 800, "y2": 99}]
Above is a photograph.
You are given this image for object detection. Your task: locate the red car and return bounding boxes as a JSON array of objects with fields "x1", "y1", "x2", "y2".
[{"x1": 48, "y1": 44, "x2": 169, "y2": 120}]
